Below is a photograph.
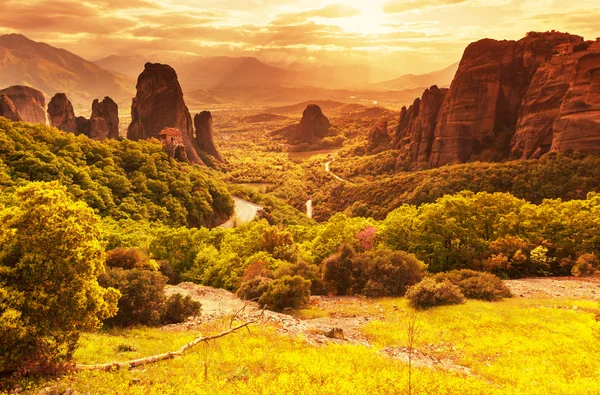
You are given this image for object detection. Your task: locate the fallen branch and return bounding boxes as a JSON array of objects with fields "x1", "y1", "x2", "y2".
[{"x1": 71, "y1": 317, "x2": 260, "y2": 372}]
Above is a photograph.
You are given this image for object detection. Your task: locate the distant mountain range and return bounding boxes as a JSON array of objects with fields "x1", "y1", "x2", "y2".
[
  {"x1": 370, "y1": 62, "x2": 459, "y2": 91},
  {"x1": 0, "y1": 33, "x2": 458, "y2": 110},
  {"x1": 0, "y1": 34, "x2": 134, "y2": 111}
]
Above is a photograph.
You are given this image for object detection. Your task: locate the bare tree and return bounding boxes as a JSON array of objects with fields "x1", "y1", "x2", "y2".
[{"x1": 404, "y1": 310, "x2": 420, "y2": 395}]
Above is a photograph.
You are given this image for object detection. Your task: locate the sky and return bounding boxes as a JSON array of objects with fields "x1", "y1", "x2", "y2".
[{"x1": 0, "y1": 0, "x2": 598, "y2": 76}]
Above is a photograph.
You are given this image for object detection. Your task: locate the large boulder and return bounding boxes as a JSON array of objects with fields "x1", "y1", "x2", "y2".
[
  {"x1": 0, "y1": 94, "x2": 22, "y2": 121},
  {"x1": 271, "y1": 104, "x2": 331, "y2": 144},
  {"x1": 127, "y1": 63, "x2": 204, "y2": 165},
  {"x1": 47, "y1": 93, "x2": 77, "y2": 134},
  {"x1": 0, "y1": 85, "x2": 47, "y2": 124},
  {"x1": 89, "y1": 96, "x2": 119, "y2": 140},
  {"x1": 194, "y1": 111, "x2": 224, "y2": 162}
]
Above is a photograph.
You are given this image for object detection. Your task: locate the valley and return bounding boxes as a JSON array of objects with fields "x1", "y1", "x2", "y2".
[{"x1": 0, "y1": 3, "x2": 599, "y2": 393}]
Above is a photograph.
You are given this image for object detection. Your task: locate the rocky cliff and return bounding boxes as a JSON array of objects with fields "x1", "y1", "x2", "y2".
[
  {"x1": 89, "y1": 97, "x2": 119, "y2": 141},
  {"x1": 0, "y1": 94, "x2": 22, "y2": 122},
  {"x1": 0, "y1": 85, "x2": 47, "y2": 124},
  {"x1": 367, "y1": 120, "x2": 390, "y2": 153},
  {"x1": 194, "y1": 111, "x2": 224, "y2": 162},
  {"x1": 127, "y1": 63, "x2": 204, "y2": 165},
  {"x1": 392, "y1": 32, "x2": 600, "y2": 168},
  {"x1": 47, "y1": 93, "x2": 77, "y2": 134},
  {"x1": 394, "y1": 85, "x2": 447, "y2": 165}
]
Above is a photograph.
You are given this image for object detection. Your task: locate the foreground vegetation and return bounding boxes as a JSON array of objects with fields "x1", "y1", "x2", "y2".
[{"x1": 4, "y1": 296, "x2": 599, "y2": 394}]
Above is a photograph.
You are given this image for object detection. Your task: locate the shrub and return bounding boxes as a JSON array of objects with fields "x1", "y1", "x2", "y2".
[
  {"x1": 321, "y1": 244, "x2": 358, "y2": 295},
  {"x1": 406, "y1": 279, "x2": 465, "y2": 310},
  {"x1": 99, "y1": 268, "x2": 168, "y2": 327},
  {"x1": 0, "y1": 182, "x2": 119, "y2": 371},
  {"x1": 237, "y1": 277, "x2": 273, "y2": 301},
  {"x1": 432, "y1": 270, "x2": 511, "y2": 301},
  {"x1": 106, "y1": 247, "x2": 155, "y2": 270},
  {"x1": 162, "y1": 293, "x2": 202, "y2": 324},
  {"x1": 360, "y1": 251, "x2": 427, "y2": 297},
  {"x1": 274, "y1": 261, "x2": 326, "y2": 295},
  {"x1": 571, "y1": 253, "x2": 600, "y2": 277},
  {"x1": 158, "y1": 260, "x2": 180, "y2": 285},
  {"x1": 259, "y1": 275, "x2": 311, "y2": 312}
]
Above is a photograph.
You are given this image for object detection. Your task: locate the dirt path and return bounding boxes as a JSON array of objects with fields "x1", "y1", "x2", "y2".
[
  {"x1": 164, "y1": 283, "x2": 474, "y2": 375},
  {"x1": 505, "y1": 276, "x2": 600, "y2": 300}
]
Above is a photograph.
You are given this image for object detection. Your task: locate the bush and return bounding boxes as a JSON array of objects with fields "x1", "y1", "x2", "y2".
[
  {"x1": 237, "y1": 277, "x2": 273, "y2": 301},
  {"x1": 99, "y1": 268, "x2": 168, "y2": 327},
  {"x1": 162, "y1": 293, "x2": 201, "y2": 324},
  {"x1": 432, "y1": 270, "x2": 511, "y2": 301},
  {"x1": 158, "y1": 260, "x2": 180, "y2": 285},
  {"x1": 321, "y1": 244, "x2": 358, "y2": 295},
  {"x1": 360, "y1": 251, "x2": 427, "y2": 297},
  {"x1": 0, "y1": 183, "x2": 119, "y2": 371},
  {"x1": 406, "y1": 279, "x2": 465, "y2": 310},
  {"x1": 106, "y1": 247, "x2": 156, "y2": 270},
  {"x1": 571, "y1": 253, "x2": 600, "y2": 277},
  {"x1": 259, "y1": 275, "x2": 311, "y2": 311},
  {"x1": 274, "y1": 261, "x2": 326, "y2": 295}
]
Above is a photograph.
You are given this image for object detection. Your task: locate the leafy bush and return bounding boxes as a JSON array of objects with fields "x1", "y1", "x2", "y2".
[
  {"x1": 274, "y1": 261, "x2": 326, "y2": 295},
  {"x1": 571, "y1": 253, "x2": 599, "y2": 277},
  {"x1": 106, "y1": 247, "x2": 156, "y2": 270},
  {"x1": 406, "y1": 279, "x2": 465, "y2": 310},
  {"x1": 0, "y1": 182, "x2": 119, "y2": 371},
  {"x1": 259, "y1": 275, "x2": 311, "y2": 311},
  {"x1": 162, "y1": 293, "x2": 202, "y2": 324},
  {"x1": 99, "y1": 268, "x2": 167, "y2": 327},
  {"x1": 237, "y1": 277, "x2": 273, "y2": 301},
  {"x1": 321, "y1": 246, "x2": 426, "y2": 296},
  {"x1": 432, "y1": 270, "x2": 511, "y2": 301}
]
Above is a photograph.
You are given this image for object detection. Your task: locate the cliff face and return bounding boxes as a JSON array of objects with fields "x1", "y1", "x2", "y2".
[
  {"x1": 47, "y1": 93, "x2": 77, "y2": 134},
  {"x1": 89, "y1": 97, "x2": 119, "y2": 141},
  {"x1": 127, "y1": 63, "x2": 204, "y2": 165},
  {"x1": 0, "y1": 94, "x2": 22, "y2": 122},
  {"x1": 392, "y1": 32, "x2": 600, "y2": 168},
  {"x1": 0, "y1": 85, "x2": 47, "y2": 124},
  {"x1": 194, "y1": 111, "x2": 224, "y2": 162},
  {"x1": 394, "y1": 85, "x2": 447, "y2": 164},
  {"x1": 271, "y1": 104, "x2": 331, "y2": 144}
]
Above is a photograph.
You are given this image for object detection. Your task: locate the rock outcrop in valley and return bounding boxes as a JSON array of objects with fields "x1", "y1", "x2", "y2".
[
  {"x1": 272, "y1": 104, "x2": 331, "y2": 144},
  {"x1": 0, "y1": 85, "x2": 47, "y2": 124},
  {"x1": 127, "y1": 63, "x2": 204, "y2": 165},
  {"x1": 47, "y1": 93, "x2": 77, "y2": 134},
  {"x1": 194, "y1": 111, "x2": 224, "y2": 162}
]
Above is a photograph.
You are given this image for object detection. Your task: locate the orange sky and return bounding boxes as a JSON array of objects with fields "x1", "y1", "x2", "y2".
[{"x1": 0, "y1": 0, "x2": 598, "y2": 76}]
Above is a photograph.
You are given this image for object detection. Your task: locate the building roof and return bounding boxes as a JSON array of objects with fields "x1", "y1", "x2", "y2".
[{"x1": 159, "y1": 128, "x2": 183, "y2": 137}]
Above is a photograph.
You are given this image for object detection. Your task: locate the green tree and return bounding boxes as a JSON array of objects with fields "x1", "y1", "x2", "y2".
[{"x1": 0, "y1": 182, "x2": 119, "y2": 371}]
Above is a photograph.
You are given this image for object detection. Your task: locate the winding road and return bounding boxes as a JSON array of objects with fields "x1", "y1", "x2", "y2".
[
  {"x1": 219, "y1": 197, "x2": 263, "y2": 228},
  {"x1": 325, "y1": 158, "x2": 350, "y2": 183}
]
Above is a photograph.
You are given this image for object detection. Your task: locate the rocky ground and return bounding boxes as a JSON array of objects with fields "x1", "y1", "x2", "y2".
[{"x1": 164, "y1": 276, "x2": 599, "y2": 377}]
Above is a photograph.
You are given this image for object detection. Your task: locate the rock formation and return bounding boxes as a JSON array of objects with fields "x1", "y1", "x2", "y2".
[
  {"x1": 0, "y1": 85, "x2": 47, "y2": 124},
  {"x1": 47, "y1": 93, "x2": 77, "y2": 134},
  {"x1": 0, "y1": 94, "x2": 22, "y2": 121},
  {"x1": 271, "y1": 104, "x2": 331, "y2": 144},
  {"x1": 127, "y1": 63, "x2": 204, "y2": 165},
  {"x1": 194, "y1": 111, "x2": 224, "y2": 162},
  {"x1": 392, "y1": 32, "x2": 600, "y2": 168},
  {"x1": 367, "y1": 120, "x2": 390, "y2": 153},
  {"x1": 89, "y1": 97, "x2": 119, "y2": 141},
  {"x1": 394, "y1": 85, "x2": 447, "y2": 164},
  {"x1": 76, "y1": 116, "x2": 91, "y2": 136}
]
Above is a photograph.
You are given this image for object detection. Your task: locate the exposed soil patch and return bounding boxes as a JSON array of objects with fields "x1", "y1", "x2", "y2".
[{"x1": 504, "y1": 276, "x2": 600, "y2": 300}]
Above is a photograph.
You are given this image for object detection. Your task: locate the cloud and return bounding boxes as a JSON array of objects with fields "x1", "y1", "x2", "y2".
[
  {"x1": 273, "y1": 3, "x2": 361, "y2": 24},
  {"x1": 383, "y1": 0, "x2": 470, "y2": 13}
]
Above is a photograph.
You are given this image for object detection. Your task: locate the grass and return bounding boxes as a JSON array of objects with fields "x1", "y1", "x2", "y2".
[{"x1": 5, "y1": 297, "x2": 600, "y2": 394}]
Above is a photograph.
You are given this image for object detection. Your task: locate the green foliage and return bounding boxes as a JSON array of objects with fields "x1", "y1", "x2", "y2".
[
  {"x1": 406, "y1": 279, "x2": 466, "y2": 310},
  {"x1": 105, "y1": 247, "x2": 157, "y2": 270},
  {"x1": 431, "y1": 270, "x2": 512, "y2": 301},
  {"x1": 237, "y1": 277, "x2": 273, "y2": 301},
  {"x1": 571, "y1": 253, "x2": 599, "y2": 277},
  {"x1": 98, "y1": 268, "x2": 167, "y2": 327},
  {"x1": 0, "y1": 119, "x2": 234, "y2": 227},
  {"x1": 0, "y1": 182, "x2": 119, "y2": 371},
  {"x1": 322, "y1": 245, "x2": 426, "y2": 297},
  {"x1": 162, "y1": 294, "x2": 202, "y2": 325},
  {"x1": 258, "y1": 275, "x2": 311, "y2": 311}
]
